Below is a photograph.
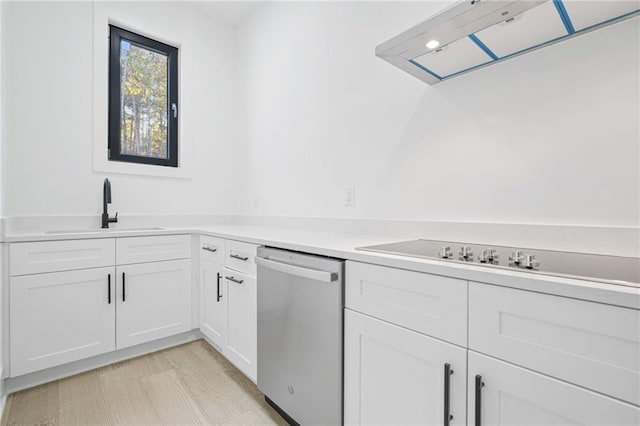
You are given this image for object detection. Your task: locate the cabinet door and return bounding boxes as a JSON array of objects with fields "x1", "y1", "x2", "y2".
[
  {"x1": 344, "y1": 309, "x2": 467, "y2": 426},
  {"x1": 116, "y1": 259, "x2": 191, "y2": 349},
  {"x1": 224, "y1": 268, "x2": 257, "y2": 381},
  {"x1": 468, "y1": 352, "x2": 640, "y2": 426},
  {"x1": 10, "y1": 267, "x2": 116, "y2": 377},
  {"x1": 200, "y1": 258, "x2": 227, "y2": 348}
]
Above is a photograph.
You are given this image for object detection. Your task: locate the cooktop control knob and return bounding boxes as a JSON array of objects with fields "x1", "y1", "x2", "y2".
[
  {"x1": 459, "y1": 246, "x2": 473, "y2": 261},
  {"x1": 478, "y1": 248, "x2": 499, "y2": 264},
  {"x1": 509, "y1": 250, "x2": 524, "y2": 266},
  {"x1": 438, "y1": 246, "x2": 453, "y2": 259},
  {"x1": 523, "y1": 254, "x2": 540, "y2": 270}
]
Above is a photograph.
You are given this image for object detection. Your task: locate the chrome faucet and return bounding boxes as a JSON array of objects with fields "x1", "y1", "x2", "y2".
[{"x1": 102, "y1": 178, "x2": 118, "y2": 229}]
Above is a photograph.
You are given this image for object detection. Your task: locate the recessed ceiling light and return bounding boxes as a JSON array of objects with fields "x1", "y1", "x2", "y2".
[{"x1": 425, "y1": 40, "x2": 440, "y2": 49}]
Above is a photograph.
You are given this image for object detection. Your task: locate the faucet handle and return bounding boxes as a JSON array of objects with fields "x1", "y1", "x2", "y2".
[{"x1": 109, "y1": 212, "x2": 119, "y2": 224}]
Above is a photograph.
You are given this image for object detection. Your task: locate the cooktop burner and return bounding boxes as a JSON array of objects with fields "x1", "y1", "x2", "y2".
[{"x1": 357, "y1": 239, "x2": 639, "y2": 287}]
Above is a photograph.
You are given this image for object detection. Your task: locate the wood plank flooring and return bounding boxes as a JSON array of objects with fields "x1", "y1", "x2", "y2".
[{"x1": 1, "y1": 340, "x2": 287, "y2": 426}]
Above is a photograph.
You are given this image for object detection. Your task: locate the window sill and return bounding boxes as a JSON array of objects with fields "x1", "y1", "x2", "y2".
[{"x1": 93, "y1": 151, "x2": 191, "y2": 179}]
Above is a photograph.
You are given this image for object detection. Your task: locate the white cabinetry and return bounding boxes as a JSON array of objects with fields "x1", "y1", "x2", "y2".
[
  {"x1": 116, "y1": 235, "x2": 190, "y2": 265},
  {"x1": 225, "y1": 239, "x2": 258, "y2": 277},
  {"x1": 224, "y1": 268, "x2": 257, "y2": 380},
  {"x1": 200, "y1": 256, "x2": 227, "y2": 348},
  {"x1": 10, "y1": 238, "x2": 115, "y2": 275},
  {"x1": 116, "y1": 259, "x2": 191, "y2": 349},
  {"x1": 346, "y1": 262, "x2": 467, "y2": 346},
  {"x1": 469, "y1": 282, "x2": 640, "y2": 405},
  {"x1": 344, "y1": 310, "x2": 466, "y2": 426},
  {"x1": 10, "y1": 267, "x2": 116, "y2": 377},
  {"x1": 200, "y1": 235, "x2": 226, "y2": 265},
  {"x1": 198, "y1": 236, "x2": 259, "y2": 381},
  {"x1": 344, "y1": 262, "x2": 468, "y2": 426},
  {"x1": 9, "y1": 235, "x2": 192, "y2": 377},
  {"x1": 468, "y1": 352, "x2": 640, "y2": 426},
  {"x1": 344, "y1": 260, "x2": 640, "y2": 425}
]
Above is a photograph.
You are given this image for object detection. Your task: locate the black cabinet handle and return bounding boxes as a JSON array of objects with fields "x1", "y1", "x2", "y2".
[
  {"x1": 230, "y1": 253, "x2": 249, "y2": 261},
  {"x1": 225, "y1": 276, "x2": 244, "y2": 284},
  {"x1": 122, "y1": 272, "x2": 126, "y2": 302},
  {"x1": 216, "y1": 272, "x2": 222, "y2": 302},
  {"x1": 202, "y1": 246, "x2": 218, "y2": 253},
  {"x1": 108, "y1": 274, "x2": 111, "y2": 304},
  {"x1": 475, "y1": 374, "x2": 484, "y2": 426},
  {"x1": 444, "y1": 363, "x2": 453, "y2": 426}
]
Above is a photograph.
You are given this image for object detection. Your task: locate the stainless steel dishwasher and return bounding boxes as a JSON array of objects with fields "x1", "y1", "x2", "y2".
[{"x1": 256, "y1": 246, "x2": 344, "y2": 426}]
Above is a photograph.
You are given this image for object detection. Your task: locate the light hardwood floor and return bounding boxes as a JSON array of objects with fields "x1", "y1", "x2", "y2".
[{"x1": 1, "y1": 340, "x2": 287, "y2": 426}]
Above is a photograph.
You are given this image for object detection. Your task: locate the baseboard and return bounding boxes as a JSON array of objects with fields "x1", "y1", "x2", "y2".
[
  {"x1": 5, "y1": 330, "x2": 203, "y2": 394},
  {"x1": 199, "y1": 335, "x2": 257, "y2": 385},
  {"x1": 0, "y1": 367, "x2": 6, "y2": 421},
  {"x1": 0, "y1": 393, "x2": 6, "y2": 421},
  {"x1": 200, "y1": 334, "x2": 224, "y2": 354}
]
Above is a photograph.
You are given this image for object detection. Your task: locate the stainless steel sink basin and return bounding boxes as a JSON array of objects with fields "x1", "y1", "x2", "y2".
[{"x1": 45, "y1": 227, "x2": 164, "y2": 234}]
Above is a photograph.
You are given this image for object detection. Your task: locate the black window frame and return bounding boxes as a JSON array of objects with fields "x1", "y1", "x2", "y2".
[{"x1": 108, "y1": 25, "x2": 179, "y2": 168}]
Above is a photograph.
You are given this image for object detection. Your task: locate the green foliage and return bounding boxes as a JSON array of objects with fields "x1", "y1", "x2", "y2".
[{"x1": 120, "y1": 42, "x2": 168, "y2": 159}]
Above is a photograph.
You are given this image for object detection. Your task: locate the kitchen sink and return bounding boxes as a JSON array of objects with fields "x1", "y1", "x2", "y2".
[{"x1": 45, "y1": 227, "x2": 165, "y2": 234}]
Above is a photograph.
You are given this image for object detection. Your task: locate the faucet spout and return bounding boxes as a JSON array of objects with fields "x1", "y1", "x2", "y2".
[
  {"x1": 102, "y1": 178, "x2": 118, "y2": 229},
  {"x1": 103, "y1": 179, "x2": 111, "y2": 211}
]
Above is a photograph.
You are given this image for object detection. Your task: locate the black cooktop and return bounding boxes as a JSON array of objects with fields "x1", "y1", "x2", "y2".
[{"x1": 357, "y1": 239, "x2": 639, "y2": 287}]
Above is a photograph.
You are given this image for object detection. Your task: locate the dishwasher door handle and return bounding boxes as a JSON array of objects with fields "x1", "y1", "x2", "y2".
[{"x1": 256, "y1": 256, "x2": 338, "y2": 283}]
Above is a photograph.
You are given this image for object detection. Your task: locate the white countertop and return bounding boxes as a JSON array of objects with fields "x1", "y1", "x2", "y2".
[{"x1": 4, "y1": 224, "x2": 639, "y2": 309}]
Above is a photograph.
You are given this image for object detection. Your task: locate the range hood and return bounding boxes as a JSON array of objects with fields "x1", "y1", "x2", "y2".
[{"x1": 376, "y1": 0, "x2": 640, "y2": 85}]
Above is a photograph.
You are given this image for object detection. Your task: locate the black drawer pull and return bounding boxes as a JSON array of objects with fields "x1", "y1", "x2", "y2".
[
  {"x1": 216, "y1": 273, "x2": 222, "y2": 302},
  {"x1": 475, "y1": 374, "x2": 484, "y2": 426},
  {"x1": 230, "y1": 253, "x2": 249, "y2": 261},
  {"x1": 202, "y1": 246, "x2": 218, "y2": 253},
  {"x1": 122, "y1": 272, "x2": 126, "y2": 302},
  {"x1": 225, "y1": 276, "x2": 244, "y2": 284},
  {"x1": 444, "y1": 363, "x2": 453, "y2": 426},
  {"x1": 108, "y1": 274, "x2": 111, "y2": 304}
]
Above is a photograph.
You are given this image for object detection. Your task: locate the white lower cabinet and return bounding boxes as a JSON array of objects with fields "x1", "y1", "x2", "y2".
[
  {"x1": 10, "y1": 267, "x2": 116, "y2": 376},
  {"x1": 116, "y1": 259, "x2": 192, "y2": 349},
  {"x1": 200, "y1": 258, "x2": 227, "y2": 348},
  {"x1": 198, "y1": 249, "x2": 257, "y2": 382},
  {"x1": 224, "y1": 268, "x2": 257, "y2": 381},
  {"x1": 468, "y1": 352, "x2": 640, "y2": 426},
  {"x1": 344, "y1": 309, "x2": 467, "y2": 426},
  {"x1": 8, "y1": 235, "x2": 196, "y2": 378},
  {"x1": 469, "y1": 282, "x2": 640, "y2": 405}
]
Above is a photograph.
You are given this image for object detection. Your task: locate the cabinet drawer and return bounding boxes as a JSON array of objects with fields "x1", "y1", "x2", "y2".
[
  {"x1": 10, "y1": 239, "x2": 115, "y2": 276},
  {"x1": 116, "y1": 235, "x2": 191, "y2": 265},
  {"x1": 199, "y1": 235, "x2": 225, "y2": 265},
  {"x1": 346, "y1": 261, "x2": 467, "y2": 346},
  {"x1": 469, "y1": 282, "x2": 640, "y2": 405},
  {"x1": 225, "y1": 240, "x2": 258, "y2": 277}
]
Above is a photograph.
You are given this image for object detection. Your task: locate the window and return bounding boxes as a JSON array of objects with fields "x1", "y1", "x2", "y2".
[{"x1": 108, "y1": 25, "x2": 178, "y2": 167}]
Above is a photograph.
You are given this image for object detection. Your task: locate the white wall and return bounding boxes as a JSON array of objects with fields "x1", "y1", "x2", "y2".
[
  {"x1": 0, "y1": 0, "x2": 3, "y2": 221},
  {"x1": 234, "y1": 2, "x2": 640, "y2": 228},
  {"x1": 3, "y1": 1, "x2": 237, "y2": 218},
  {"x1": 0, "y1": 0, "x2": 4, "y2": 405}
]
